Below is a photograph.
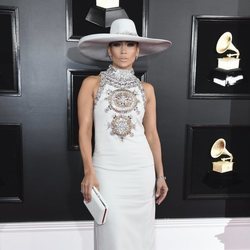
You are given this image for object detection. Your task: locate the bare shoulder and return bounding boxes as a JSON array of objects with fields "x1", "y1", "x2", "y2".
[
  {"x1": 78, "y1": 74, "x2": 100, "y2": 96},
  {"x1": 142, "y1": 81, "x2": 154, "y2": 90},
  {"x1": 81, "y1": 75, "x2": 100, "y2": 89},
  {"x1": 142, "y1": 81, "x2": 155, "y2": 99}
]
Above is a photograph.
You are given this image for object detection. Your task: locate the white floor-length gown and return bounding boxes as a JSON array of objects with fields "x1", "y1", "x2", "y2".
[{"x1": 92, "y1": 65, "x2": 156, "y2": 250}]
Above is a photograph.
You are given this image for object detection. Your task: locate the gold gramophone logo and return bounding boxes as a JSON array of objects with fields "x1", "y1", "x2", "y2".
[
  {"x1": 212, "y1": 32, "x2": 244, "y2": 87},
  {"x1": 210, "y1": 138, "x2": 234, "y2": 173},
  {"x1": 216, "y1": 31, "x2": 240, "y2": 70}
]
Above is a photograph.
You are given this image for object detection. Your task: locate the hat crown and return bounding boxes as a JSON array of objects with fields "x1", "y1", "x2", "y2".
[{"x1": 110, "y1": 18, "x2": 138, "y2": 36}]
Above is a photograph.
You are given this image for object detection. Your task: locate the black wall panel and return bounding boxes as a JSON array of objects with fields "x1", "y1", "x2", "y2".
[{"x1": 0, "y1": 0, "x2": 249, "y2": 222}]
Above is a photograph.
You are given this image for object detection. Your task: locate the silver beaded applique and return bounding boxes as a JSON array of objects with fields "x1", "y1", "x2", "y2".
[
  {"x1": 105, "y1": 88, "x2": 139, "y2": 140},
  {"x1": 95, "y1": 65, "x2": 146, "y2": 141},
  {"x1": 105, "y1": 89, "x2": 140, "y2": 114},
  {"x1": 108, "y1": 115, "x2": 135, "y2": 140}
]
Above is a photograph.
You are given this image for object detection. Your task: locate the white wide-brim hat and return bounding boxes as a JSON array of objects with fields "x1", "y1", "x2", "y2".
[{"x1": 78, "y1": 18, "x2": 172, "y2": 61}]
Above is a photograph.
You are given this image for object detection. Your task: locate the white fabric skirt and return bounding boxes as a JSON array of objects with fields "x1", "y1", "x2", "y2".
[{"x1": 94, "y1": 166, "x2": 156, "y2": 250}]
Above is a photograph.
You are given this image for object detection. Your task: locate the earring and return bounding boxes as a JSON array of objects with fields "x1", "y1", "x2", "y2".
[
  {"x1": 135, "y1": 55, "x2": 139, "y2": 60},
  {"x1": 109, "y1": 54, "x2": 112, "y2": 60}
]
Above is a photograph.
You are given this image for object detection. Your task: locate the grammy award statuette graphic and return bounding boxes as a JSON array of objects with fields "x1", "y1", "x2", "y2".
[
  {"x1": 85, "y1": 0, "x2": 128, "y2": 27},
  {"x1": 211, "y1": 32, "x2": 244, "y2": 87},
  {"x1": 210, "y1": 138, "x2": 234, "y2": 173}
]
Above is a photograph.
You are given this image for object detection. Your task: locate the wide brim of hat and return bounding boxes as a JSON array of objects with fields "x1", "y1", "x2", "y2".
[{"x1": 78, "y1": 34, "x2": 172, "y2": 61}]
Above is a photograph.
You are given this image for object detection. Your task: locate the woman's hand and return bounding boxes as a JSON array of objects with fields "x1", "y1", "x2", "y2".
[
  {"x1": 81, "y1": 172, "x2": 99, "y2": 203},
  {"x1": 155, "y1": 177, "x2": 169, "y2": 205}
]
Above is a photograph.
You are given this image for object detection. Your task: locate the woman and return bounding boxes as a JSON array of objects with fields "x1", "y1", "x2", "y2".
[{"x1": 77, "y1": 18, "x2": 172, "y2": 250}]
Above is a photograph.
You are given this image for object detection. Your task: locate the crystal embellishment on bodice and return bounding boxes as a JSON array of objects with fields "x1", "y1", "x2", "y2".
[
  {"x1": 109, "y1": 114, "x2": 135, "y2": 139},
  {"x1": 95, "y1": 65, "x2": 146, "y2": 141},
  {"x1": 105, "y1": 89, "x2": 140, "y2": 114}
]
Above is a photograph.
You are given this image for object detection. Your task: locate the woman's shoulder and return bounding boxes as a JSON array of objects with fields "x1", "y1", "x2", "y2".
[
  {"x1": 141, "y1": 81, "x2": 156, "y2": 102},
  {"x1": 142, "y1": 81, "x2": 153, "y2": 88},
  {"x1": 78, "y1": 74, "x2": 101, "y2": 97},
  {"x1": 142, "y1": 81, "x2": 155, "y2": 93},
  {"x1": 80, "y1": 74, "x2": 100, "y2": 90},
  {"x1": 83, "y1": 74, "x2": 101, "y2": 85}
]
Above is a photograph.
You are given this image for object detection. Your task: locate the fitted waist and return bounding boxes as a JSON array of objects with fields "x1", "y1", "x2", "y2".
[{"x1": 92, "y1": 139, "x2": 154, "y2": 170}]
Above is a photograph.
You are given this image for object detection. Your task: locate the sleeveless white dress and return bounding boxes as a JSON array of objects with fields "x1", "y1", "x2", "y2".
[{"x1": 92, "y1": 65, "x2": 156, "y2": 250}]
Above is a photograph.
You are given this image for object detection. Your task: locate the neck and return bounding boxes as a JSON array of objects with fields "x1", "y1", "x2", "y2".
[
  {"x1": 103, "y1": 64, "x2": 139, "y2": 88},
  {"x1": 111, "y1": 64, "x2": 133, "y2": 71},
  {"x1": 108, "y1": 64, "x2": 134, "y2": 76}
]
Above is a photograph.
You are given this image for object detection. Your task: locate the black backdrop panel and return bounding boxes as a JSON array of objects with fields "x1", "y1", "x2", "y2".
[
  {"x1": 0, "y1": 6, "x2": 20, "y2": 96},
  {"x1": 0, "y1": 124, "x2": 23, "y2": 202},
  {"x1": 66, "y1": 0, "x2": 147, "y2": 40}
]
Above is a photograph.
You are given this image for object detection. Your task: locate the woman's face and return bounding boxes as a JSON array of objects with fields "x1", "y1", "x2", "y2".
[{"x1": 108, "y1": 41, "x2": 139, "y2": 69}]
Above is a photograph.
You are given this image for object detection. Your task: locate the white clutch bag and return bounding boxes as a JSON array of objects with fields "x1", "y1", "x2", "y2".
[{"x1": 83, "y1": 186, "x2": 108, "y2": 225}]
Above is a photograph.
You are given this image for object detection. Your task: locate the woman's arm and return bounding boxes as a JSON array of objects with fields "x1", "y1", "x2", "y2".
[
  {"x1": 143, "y1": 82, "x2": 169, "y2": 205},
  {"x1": 77, "y1": 75, "x2": 100, "y2": 202}
]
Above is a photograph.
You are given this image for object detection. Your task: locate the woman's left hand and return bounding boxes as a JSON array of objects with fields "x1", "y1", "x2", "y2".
[{"x1": 155, "y1": 178, "x2": 169, "y2": 205}]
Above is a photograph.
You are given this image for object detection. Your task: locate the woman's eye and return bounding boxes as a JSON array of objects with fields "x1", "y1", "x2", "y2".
[
  {"x1": 127, "y1": 42, "x2": 137, "y2": 47},
  {"x1": 111, "y1": 42, "x2": 122, "y2": 47}
]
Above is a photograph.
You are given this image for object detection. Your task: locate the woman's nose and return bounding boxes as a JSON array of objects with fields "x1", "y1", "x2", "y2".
[{"x1": 121, "y1": 44, "x2": 127, "y2": 53}]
